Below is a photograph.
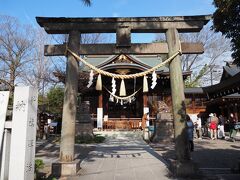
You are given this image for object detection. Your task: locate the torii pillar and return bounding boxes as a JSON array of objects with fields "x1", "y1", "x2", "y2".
[
  {"x1": 54, "y1": 31, "x2": 81, "y2": 176},
  {"x1": 166, "y1": 28, "x2": 195, "y2": 176}
]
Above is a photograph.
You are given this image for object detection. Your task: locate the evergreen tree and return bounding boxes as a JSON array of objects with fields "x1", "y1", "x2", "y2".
[
  {"x1": 212, "y1": 0, "x2": 240, "y2": 65},
  {"x1": 82, "y1": 0, "x2": 92, "y2": 6},
  {"x1": 47, "y1": 87, "x2": 64, "y2": 115}
]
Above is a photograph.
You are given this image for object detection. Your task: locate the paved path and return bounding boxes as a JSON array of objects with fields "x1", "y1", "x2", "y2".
[{"x1": 74, "y1": 131, "x2": 171, "y2": 180}]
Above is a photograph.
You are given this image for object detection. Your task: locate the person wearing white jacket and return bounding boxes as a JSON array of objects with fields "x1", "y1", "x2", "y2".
[
  {"x1": 195, "y1": 114, "x2": 202, "y2": 139},
  {"x1": 218, "y1": 115, "x2": 225, "y2": 139}
]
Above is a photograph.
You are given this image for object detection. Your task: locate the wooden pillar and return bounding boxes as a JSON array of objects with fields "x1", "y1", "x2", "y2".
[
  {"x1": 220, "y1": 106, "x2": 224, "y2": 116},
  {"x1": 97, "y1": 91, "x2": 103, "y2": 128},
  {"x1": 227, "y1": 102, "x2": 230, "y2": 119},
  {"x1": 143, "y1": 93, "x2": 148, "y2": 107},
  {"x1": 98, "y1": 92, "x2": 103, "y2": 108},
  {"x1": 192, "y1": 94, "x2": 195, "y2": 114},
  {"x1": 60, "y1": 31, "x2": 80, "y2": 162},
  {"x1": 233, "y1": 103, "x2": 238, "y2": 120},
  {"x1": 166, "y1": 28, "x2": 189, "y2": 161},
  {"x1": 143, "y1": 93, "x2": 149, "y2": 125}
]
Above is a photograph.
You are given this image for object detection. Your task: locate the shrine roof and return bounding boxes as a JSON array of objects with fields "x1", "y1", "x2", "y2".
[
  {"x1": 203, "y1": 71, "x2": 240, "y2": 99},
  {"x1": 82, "y1": 54, "x2": 171, "y2": 73},
  {"x1": 185, "y1": 87, "x2": 204, "y2": 94},
  {"x1": 220, "y1": 63, "x2": 240, "y2": 82}
]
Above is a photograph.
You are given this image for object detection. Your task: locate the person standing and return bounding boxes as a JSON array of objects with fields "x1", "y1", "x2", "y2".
[
  {"x1": 43, "y1": 123, "x2": 49, "y2": 140},
  {"x1": 195, "y1": 114, "x2": 202, "y2": 139},
  {"x1": 190, "y1": 114, "x2": 198, "y2": 138},
  {"x1": 209, "y1": 113, "x2": 218, "y2": 140},
  {"x1": 218, "y1": 115, "x2": 225, "y2": 139},
  {"x1": 186, "y1": 114, "x2": 194, "y2": 152},
  {"x1": 229, "y1": 113, "x2": 237, "y2": 142}
]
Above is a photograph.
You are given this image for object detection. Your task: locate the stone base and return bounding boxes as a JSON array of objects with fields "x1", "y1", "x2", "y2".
[
  {"x1": 170, "y1": 160, "x2": 199, "y2": 177},
  {"x1": 143, "y1": 128, "x2": 149, "y2": 141},
  {"x1": 76, "y1": 122, "x2": 94, "y2": 138},
  {"x1": 52, "y1": 160, "x2": 80, "y2": 177},
  {"x1": 151, "y1": 113, "x2": 174, "y2": 143}
]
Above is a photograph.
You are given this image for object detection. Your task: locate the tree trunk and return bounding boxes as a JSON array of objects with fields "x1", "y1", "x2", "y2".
[{"x1": 9, "y1": 63, "x2": 15, "y2": 95}]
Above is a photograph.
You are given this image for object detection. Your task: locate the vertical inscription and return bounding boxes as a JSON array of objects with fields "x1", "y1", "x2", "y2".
[{"x1": 9, "y1": 87, "x2": 38, "y2": 180}]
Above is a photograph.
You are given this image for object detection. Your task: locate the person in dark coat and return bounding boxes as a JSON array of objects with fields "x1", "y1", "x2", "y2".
[
  {"x1": 186, "y1": 114, "x2": 194, "y2": 151},
  {"x1": 229, "y1": 113, "x2": 237, "y2": 142}
]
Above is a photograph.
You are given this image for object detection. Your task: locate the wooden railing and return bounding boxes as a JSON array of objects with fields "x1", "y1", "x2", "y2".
[{"x1": 103, "y1": 118, "x2": 142, "y2": 130}]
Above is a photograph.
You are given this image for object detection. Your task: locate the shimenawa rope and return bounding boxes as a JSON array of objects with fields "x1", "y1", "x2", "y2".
[{"x1": 66, "y1": 46, "x2": 182, "y2": 79}]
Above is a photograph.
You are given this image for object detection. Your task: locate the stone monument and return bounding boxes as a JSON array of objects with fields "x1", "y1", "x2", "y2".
[
  {"x1": 151, "y1": 101, "x2": 174, "y2": 143},
  {"x1": 76, "y1": 101, "x2": 94, "y2": 139}
]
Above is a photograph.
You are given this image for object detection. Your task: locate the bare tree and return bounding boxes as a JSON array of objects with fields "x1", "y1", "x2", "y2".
[
  {"x1": 51, "y1": 33, "x2": 111, "y2": 78},
  {"x1": 81, "y1": 0, "x2": 92, "y2": 6},
  {"x1": 21, "y1": 28, "x2": 53, "y2": 94},
  {"x1": 0, "y1": 15, "x2": 35, "y2": 93},
  {"x1": 180, "y1": 24, "x2": 231, "y2": 87},
  {"x1": 155, "y1": 24, "x2": 232, "y2": 87}
]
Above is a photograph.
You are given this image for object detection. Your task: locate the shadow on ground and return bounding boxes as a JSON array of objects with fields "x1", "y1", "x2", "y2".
[{"x1": 152, "y1": 137, "x2": 240, "y2": 179}]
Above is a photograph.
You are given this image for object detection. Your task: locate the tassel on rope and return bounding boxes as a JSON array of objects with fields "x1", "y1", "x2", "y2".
[
  {"x1": 143, "y1": 75, "x2": 148, "y2": 93},
  {"x1": 119, "y1": 79, "x2": 126, "y2": 96},
  {"x1": 111, "y1": 77, "x2": 116, "y2": 95},
  {"x1": 87, "y1": 70, "x2": 94, "y2": 88},
  {"x1": 109, "y1": 95, "x2": 114, "y2": 102},
  {"x1": 151, "y1": 71, "x2": 157, "y2": 89},
  {"x1": 129, "y1": 97, "x2": 132, "y2": 103},
  {"x1": 96, "y1": 74, "x2": 102, "y2": 91}
]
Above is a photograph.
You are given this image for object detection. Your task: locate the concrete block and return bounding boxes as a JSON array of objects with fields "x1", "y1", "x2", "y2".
[
  {"x1": 143, "y1": 128, "x2": 149, "y2": 141},
  {"x1": 170, "y1": 160, "x2": 199, "y2": 178},
  {"x1": 52, "y1": 160, "x2": 80, "y2": 177},
  {"x1": 152, "y1": 112, "x2": 174, "y2": 143}
]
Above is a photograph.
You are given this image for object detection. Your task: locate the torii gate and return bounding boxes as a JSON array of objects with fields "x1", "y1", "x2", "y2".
[{"x1": 36, "y1": 15, "x2": 211, "y2": 176}]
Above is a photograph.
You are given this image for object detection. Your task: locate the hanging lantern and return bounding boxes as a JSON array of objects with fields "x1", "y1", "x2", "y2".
[
  {"x1": 143, "y1": 75, "x2": 148, "y2": 93},
  {"x1": 96, "y1": 74, "x2": 102, "y2": 91},
  {"x1": 119, "y1": 79, "x2": 126, "y2": 96}
]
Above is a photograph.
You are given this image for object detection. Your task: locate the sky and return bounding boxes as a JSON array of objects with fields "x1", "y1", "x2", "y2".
[{"x1": 0, "y1": 0, "x2": 215, "y2": 42}]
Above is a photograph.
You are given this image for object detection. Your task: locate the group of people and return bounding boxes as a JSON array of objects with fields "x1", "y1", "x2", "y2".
[
  {"x1": 186, "y1": 112, "x2": 239, "y2": 151},
  {"x1": 206, "y1": 113, "x2": 238, "y2": 141}
]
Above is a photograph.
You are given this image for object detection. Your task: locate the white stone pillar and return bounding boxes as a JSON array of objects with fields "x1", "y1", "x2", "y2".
[
  {"x1": 97, "y1": 91, "x2": 103, "y2": 129},
  {"x1": 0, "y1": 128, "x2": 11, "y2": 180},
  {"x1": 8, "y1": 87, "x2": 38, "y2": 180},
  {"x1": 97, "y1": 108, "x2": 103, "y2": 128},
  {"x1": 0, "y1": 91, "x2": 9, "y2": 150}
]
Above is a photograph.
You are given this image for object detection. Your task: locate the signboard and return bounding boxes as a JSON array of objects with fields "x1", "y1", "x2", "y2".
[
  {"x1": 8, "y1": 87, "x2": 38, "y2": 180},
  {"x1": 0, "y1": 91, "x2": 9, "y2": 151}
]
